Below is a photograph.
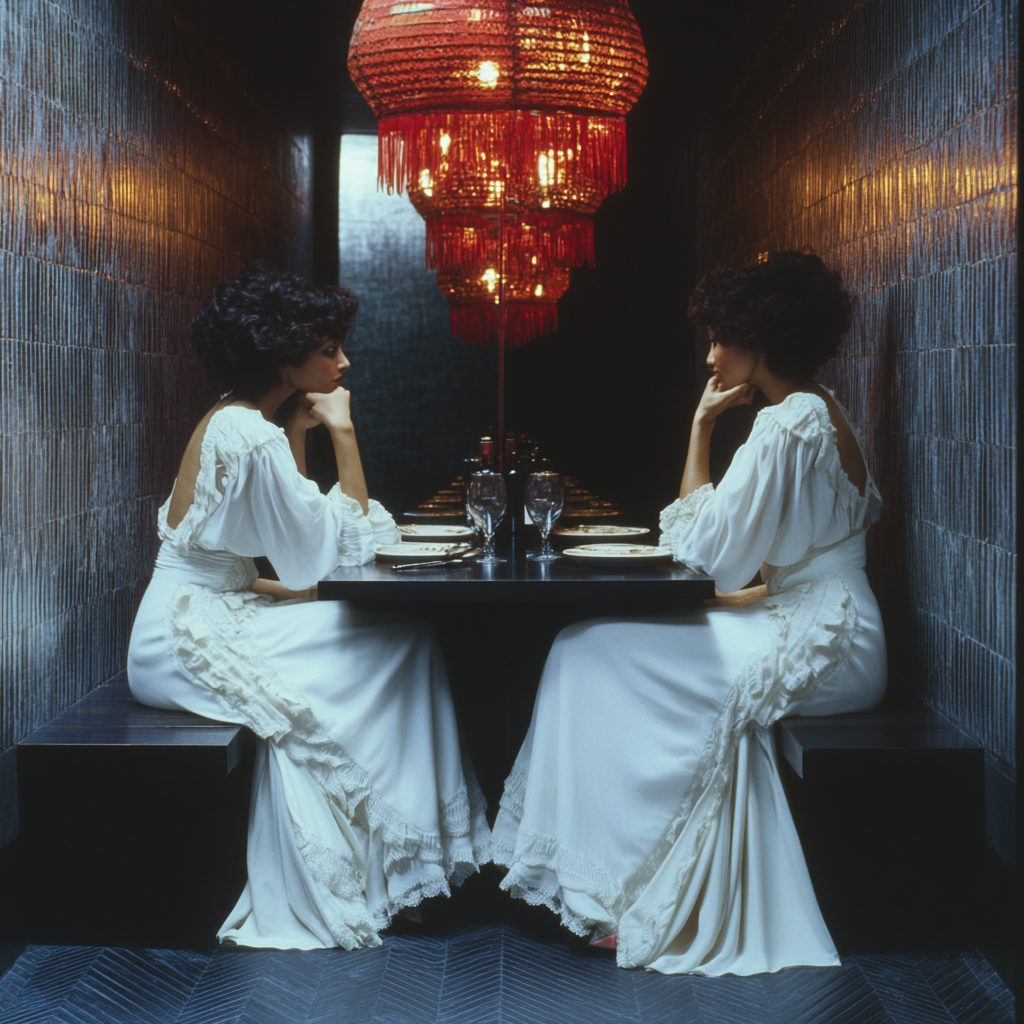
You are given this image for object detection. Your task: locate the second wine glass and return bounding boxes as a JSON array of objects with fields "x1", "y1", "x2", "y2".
[
  {"x1": 467, "y1": 471, "x2": 507, "y2": 564},
  {"x1": 526, "y1": 471, "x2": 564, "y2": 562}
]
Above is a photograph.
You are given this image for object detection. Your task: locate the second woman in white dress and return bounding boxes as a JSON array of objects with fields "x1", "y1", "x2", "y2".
[
  {"x1": 493, "y1": 251, "x2": 887, "y2": 976},
  {"x1": 128, "y1": 265, "x2": 490, "y2": 950}
]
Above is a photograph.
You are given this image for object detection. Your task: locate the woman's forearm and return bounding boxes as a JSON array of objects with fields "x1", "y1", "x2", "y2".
[
  {"x1": 680, "y1": 417, "x2": 714, "y2": 499},
  {"x1": 330, "y1": 425, "x2": 369, "y2": 514},
  {"x1": 286, "y1": 427, "x2": 308, "y2": 477}
]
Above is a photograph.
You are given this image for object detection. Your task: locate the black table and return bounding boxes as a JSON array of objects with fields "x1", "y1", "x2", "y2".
[{"x1": 319, "y1": 550, "x2": 714, "y2": 602}]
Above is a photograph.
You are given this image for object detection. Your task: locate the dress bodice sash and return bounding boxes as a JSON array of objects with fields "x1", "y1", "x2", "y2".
[
  {"x1": 762, "y1": 529, "x2": 868, "y2": 594},
  {"x1": 153, "y1": 540, "x2": 258, "y2": 592}
]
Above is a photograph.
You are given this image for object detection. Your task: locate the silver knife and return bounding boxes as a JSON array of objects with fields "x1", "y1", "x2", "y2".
[{"x1": 391, "y1": 549, "x2": 482, "y2": 571}]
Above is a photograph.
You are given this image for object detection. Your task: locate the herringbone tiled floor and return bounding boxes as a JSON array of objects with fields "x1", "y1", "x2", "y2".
[{"x1": 0, "y1": 925, "x2": 1014, "y2": 1024}]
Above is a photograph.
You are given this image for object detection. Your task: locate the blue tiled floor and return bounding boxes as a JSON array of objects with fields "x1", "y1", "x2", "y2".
[{"x1": 0, "y1": 925, "x2": 1014, "y2": 1024}]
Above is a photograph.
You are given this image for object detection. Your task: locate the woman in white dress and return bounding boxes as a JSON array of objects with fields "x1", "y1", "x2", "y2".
[
  {"x1": 128, "y1": 264, "x2": 490, "y2": 950},
  {"x1": 493, "y1": 251, "x2": 887, "y2": 976}
]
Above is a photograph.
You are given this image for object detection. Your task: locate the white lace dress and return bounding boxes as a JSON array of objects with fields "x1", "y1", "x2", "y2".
[
  {"x1": 493, "y1": 392, "x2": 887, "y2": 976},
  {"x1": 127, "y1": 406, "x2": 491, "y2": 950}
]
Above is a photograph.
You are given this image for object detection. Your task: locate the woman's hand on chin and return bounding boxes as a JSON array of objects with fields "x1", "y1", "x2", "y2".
[
  {"x1": 307, "y1": 387, "x2": 354, "y2": 433},
  {"x1": 695, "y1": 375, "x2": 756, "y2": 426},
  {"x1": 287, "y1": 392, "x2": 321, "y2": 433}
]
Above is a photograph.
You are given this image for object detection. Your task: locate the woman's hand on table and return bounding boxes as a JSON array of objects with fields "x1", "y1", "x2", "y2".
[
  {"x1": 250, "y1": 578, "x2": 318, "y2": 602},
  {"x1": 694, "y1": 376, "x2": 756, "y2": 427},
  {"x1": 704, "y1": 584, "x2": 768, "y2": 608},
  {"x1": 307, "y1": 387, "x2": 355, "y2": 434}
]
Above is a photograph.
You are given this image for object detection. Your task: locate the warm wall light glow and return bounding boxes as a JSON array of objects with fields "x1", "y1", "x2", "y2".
[{"x1": 477, "y1": 61, "x2": 500, "y2": 86}]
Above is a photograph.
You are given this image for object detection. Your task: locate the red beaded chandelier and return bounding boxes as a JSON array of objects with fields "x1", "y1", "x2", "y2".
[
  {"x1": 348, "y1": 0, "x2": 647, "y2": 347},
  {"x1": 348, "y1": 1, "x2": 647, "y2": 197},
  {"x1": 347, "y1": 1, "x2": 646, "y2": 454}
]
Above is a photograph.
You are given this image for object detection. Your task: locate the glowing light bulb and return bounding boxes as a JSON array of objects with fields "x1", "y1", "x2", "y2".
[
  {"x1": 477, "y1": 61, "x2": 499, "y2": 86},
  {"x1": 581, "y1": 32, "x2": 591, "y2": 64},
  {"x1": 439, "y1": 132, "x2": 451, "y2": 155},
  {"x1": 418, "y1": 168, "x2": 433, "y2": 197},
  {"x1": 538, "y1": 152, "x2": 552, "y2": 187},
  {"x1": 541, "y1": 199, "x2": 551, "y2": 208},
  {"x1": 482, "y1": 268, "x2": 499, "y2": 292},
  {"x1": 534, "y1": 284, "x2": 544, "y2": 297},
  {"x1": 531, "y1": 256, "x2": 538, "y2": 265}
]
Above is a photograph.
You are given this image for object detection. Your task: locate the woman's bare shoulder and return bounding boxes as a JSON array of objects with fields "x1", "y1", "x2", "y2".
[{"x1": 166, "y1": 404, "x2": 229, "y2": 530}]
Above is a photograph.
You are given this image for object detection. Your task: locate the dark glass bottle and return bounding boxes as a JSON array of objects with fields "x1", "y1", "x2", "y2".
[
  {"x1": 501, "y1": 437, "x2": 524, "y2": 542},
  {"x1": 478, "y1": 437, "x2": 495, "y2": 471},
  {"x1": 460, "y1": 456, "x2": 482, "y2": 528}
]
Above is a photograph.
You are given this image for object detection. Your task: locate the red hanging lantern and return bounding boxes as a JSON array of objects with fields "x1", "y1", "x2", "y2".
[
  {"x1": 348, "y1": 0, "x2": 648, "y2": 195},
  {"x1": 348, "y1": 0, "x2": 646, "y2": 353}
]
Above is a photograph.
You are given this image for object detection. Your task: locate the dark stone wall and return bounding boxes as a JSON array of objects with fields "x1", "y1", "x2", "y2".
[
  {"x1": 696, "y1": 0, "x2": 1017, "y2": 860},
  {"x1": 0, "y1": 0, "x2": 313, "y2": 844},
  {"x1": 335, "y1": 134, "x2": 493, "y2": 497}
]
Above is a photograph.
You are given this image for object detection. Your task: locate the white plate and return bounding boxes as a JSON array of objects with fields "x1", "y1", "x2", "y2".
[
  {"x1": 375, "y1": 544, "x2": 471, "y2": 563},
  {"x1": 562, "y1": 544, "x2": 674, "y2": 564},
  {"x1": 554, "y1": 526, "x2": 650, "y2": 540},
  {"x1": 559, "y1": 508, "x2": 622, "y2": 518},
  {"x1": 398, "y1": 525, "x2": 474, "y2": 541}
]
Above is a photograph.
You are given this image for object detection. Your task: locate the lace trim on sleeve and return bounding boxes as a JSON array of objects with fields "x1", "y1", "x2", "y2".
[
  {"x1": 614, "y1": 573, "x2": 857, "y2": 968},
  {"x1": 658, "y1": 483, "x2": 714, "y2": 549},
  {"x1": 366, "y1": 499, "x2": 402, "y2": 546},
  {"x1": 167, "y1": 584, "x2": 491, "y2": 948},
  {"x1": 325, "y1": 485, "x2": 378, "y2": 566}
]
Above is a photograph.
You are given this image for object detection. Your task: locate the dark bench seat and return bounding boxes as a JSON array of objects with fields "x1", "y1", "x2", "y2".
[
  {"x1": 776, "y1": 703, "x2": 984, "y2": 778},
  {"x1": 774, "y1": 701, "x2": 987, "y2": 953},
  {"x1": 18, "y1": 675, "x2": 247, "y2": 776},
  {"x1": 8, "y1": 675, "x2": 254, "y2": 947}
]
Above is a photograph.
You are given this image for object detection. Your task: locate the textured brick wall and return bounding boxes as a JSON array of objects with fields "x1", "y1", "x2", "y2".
[
  {"x1": 697, "y1": 0, "x2": 1017, "y2": 858},
  {"x1": 0, "y1": 0, "x2": 312, "y2": 844}
]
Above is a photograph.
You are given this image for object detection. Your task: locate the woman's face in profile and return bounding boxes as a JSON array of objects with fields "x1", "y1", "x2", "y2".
[
  {"x1": 706, "y1": 332, "x2": 760, "y2": 389},
  {"x1": 284, "y1": 338, "x2": 351, "y2": 394}
]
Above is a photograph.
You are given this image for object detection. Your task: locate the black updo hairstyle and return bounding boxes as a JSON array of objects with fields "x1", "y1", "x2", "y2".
[
  {"x1": 189, "y1": 262, "x2": 359, "y2": 398},
  {"x1": 688, "y1": 249, "x2": 852, "y2": 379}
]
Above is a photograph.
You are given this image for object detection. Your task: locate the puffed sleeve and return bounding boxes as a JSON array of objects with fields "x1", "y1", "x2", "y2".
[
  {"x1": 201, "y1": 436, "x2": 379, "y2": 589},
  {"x1": 659, "y1": 409, "x2": 834, "y2": 593},
  {"x1": 364, "y1": 498, "x2": 402, "y2": 546}
]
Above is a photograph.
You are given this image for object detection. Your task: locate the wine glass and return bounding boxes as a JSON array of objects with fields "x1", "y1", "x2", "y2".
[
  {"x1": 526, "y1": 471, "x2": 564, "y2": 562},
  {"x1": 467, "y1": 471, "x2": 507, "y2": 564}
]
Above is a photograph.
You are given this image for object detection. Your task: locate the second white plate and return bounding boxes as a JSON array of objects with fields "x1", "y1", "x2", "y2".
[
  {"x1": 375, "y1": 544, "x2": 471, "y2": 563},
  {"x1": 554, "y1": 526, "x2": 650, "y2": 541},
  {"x1": 398, "y1": 525, "x2": 474, "y2": 541},
  {"x1": 562, "y1": 544, "x2": 674, "y2": 564}
]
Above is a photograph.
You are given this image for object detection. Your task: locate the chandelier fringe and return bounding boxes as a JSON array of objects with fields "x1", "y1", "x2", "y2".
[
  {"x1": 450, "y1": 304, "x2": 558, "y2": 348},
  {"x1": 425, "y1": 213, "x2": 594, "y2": 273},
  {"x1": 379, "y1": 111, "x2": 628, "y2": 200}
]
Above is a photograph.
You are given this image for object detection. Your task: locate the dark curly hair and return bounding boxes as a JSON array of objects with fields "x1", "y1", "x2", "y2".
[
  {"x1": 189, "y1": 263, "x2": 359, "y2": 398},
  {"x1": 688, "y1": 250, "x2": 852, "y2": 379}
]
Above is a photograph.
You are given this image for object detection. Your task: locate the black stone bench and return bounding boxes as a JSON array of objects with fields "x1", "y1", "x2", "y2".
[
  {"x1": 18, "y1": 674, "x2": 248, "y2": 775},
  {"x1": 776, "y1": 703, "x2": 984, "y2": 778},
  {"x1": 775, "y1": 702, "x2": 987, "y2": 953},
  {"x1": 7, "y1": 676, "x2": 254, "y2": 946}
]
